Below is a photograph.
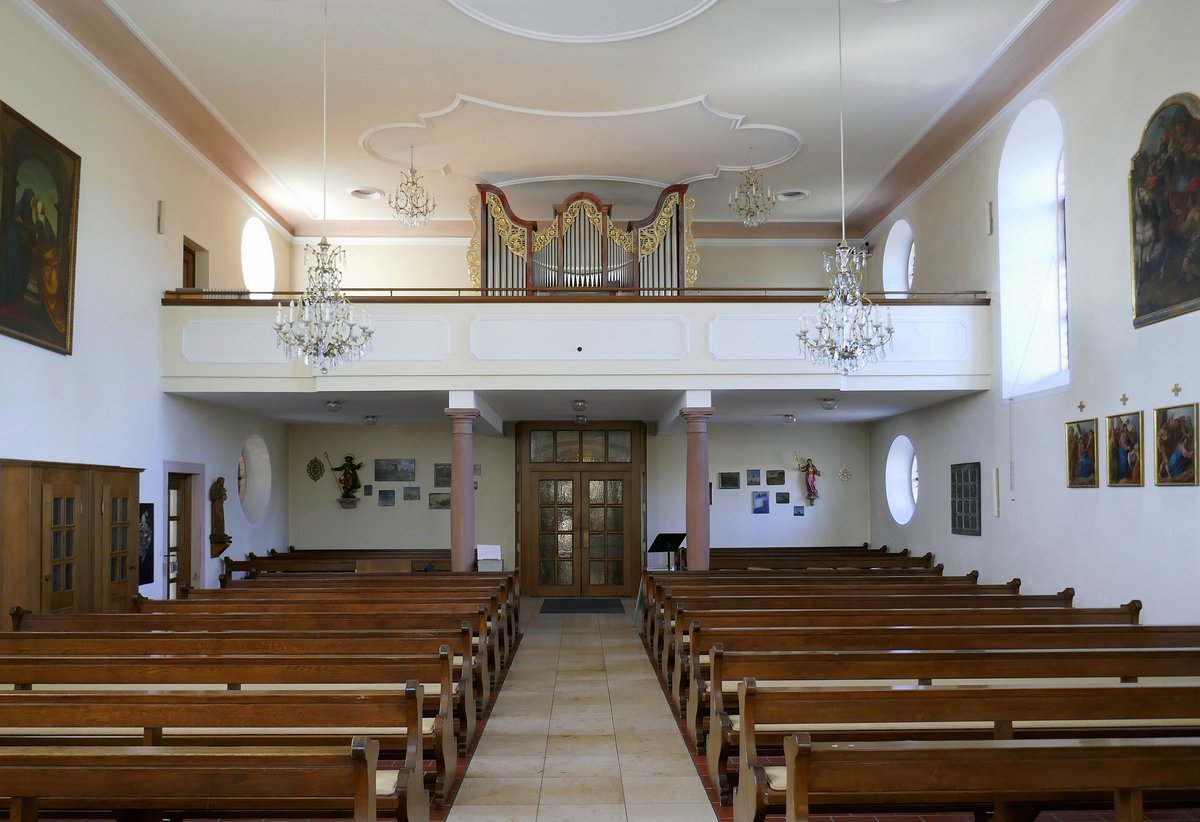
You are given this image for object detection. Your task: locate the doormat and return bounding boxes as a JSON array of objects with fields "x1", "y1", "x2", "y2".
[{"x1": 540, "y1": 598, "x2": 625, "y2": 614}]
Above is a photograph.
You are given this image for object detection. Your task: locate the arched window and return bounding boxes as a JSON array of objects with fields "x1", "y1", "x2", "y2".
[
  {"x1": 882, "y1": 219, "x2": 915, "y2": 297},
  {"x1": 998, "y1": 99, "x2": 1069, "y2": 399},
  {"x1": 240, "y1": 216, "x2": 275, "y2": 298}
]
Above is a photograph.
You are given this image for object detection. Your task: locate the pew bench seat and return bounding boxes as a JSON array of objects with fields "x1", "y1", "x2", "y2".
[
  {"x1": 738, "y1": 734, "x2": 1200, "y2": 822},
  {"x1": 0, "y1": 737, "x2": 418, "y2": 822}
]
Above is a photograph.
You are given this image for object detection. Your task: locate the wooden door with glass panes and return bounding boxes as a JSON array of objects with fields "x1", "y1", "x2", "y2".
[
  {"x1": 40, "y1": 469, "x2": 89, "y2": 614},
  {"x1": 167, "y1": 473, "x2": 192, "y2": 598},
  {"x1": 96, "y1": 470, "x2": 139, "y2": 612},
  {"x1": 519, "y1": 423, "x2": 643, "y2": 597}
]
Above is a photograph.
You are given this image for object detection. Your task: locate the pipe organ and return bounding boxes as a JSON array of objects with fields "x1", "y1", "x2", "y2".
[{"x1": 468, "y1": 184, "x2": 698, "y2": 296}]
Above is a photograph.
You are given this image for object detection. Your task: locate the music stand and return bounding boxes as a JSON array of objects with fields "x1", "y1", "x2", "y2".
[{"x1": 647, "y1": 532, "x2": 687, "y2": 572}]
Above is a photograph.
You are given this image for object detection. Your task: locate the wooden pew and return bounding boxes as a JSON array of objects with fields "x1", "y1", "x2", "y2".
[
  {"x1": 0, "y1": 650, "x2": 459, "y2": 806},
  {"x1": 641, "y1": 568, "x2": 986, "y2": 643},
  {"x1": 130, "y1": 594, "x2": 511, "y2": 675},
  {"x1": 192, "y1": 572, "x2": 520, "y2": 652},
  {"x1": 0, "y1": 686, "x2": 430, "y2": 821},
  {"x1": 646, "y1": 576, "x2": 1018, "y2": 665},
  {"x1": 0, "y1": 625, "x2": 483, "y2": 737},
  {"x1": 688, "y1": 621, "x2": 1200, "y2": 742},
  {"x1": 208, "y1": 570, "x2": 518, "y2": 652},
  {"x1": 11, "y1": 605, "x2": 495, "y2": 707},
  {"x1": 669, "y1": 599, "x2": 1142, "y2": 717},
  {"x1": 656, "y1": 588, "x2": 1077, "y2": 678},
  {"x1": 706, "y1": 551, "x2": 937, "y2": 571},
  {"x1": 702, "y1": 644, "x2": 1200, "y2": 803},
  {"x1": 771, "y1": 733, "x2": 1200, "y2": 822},
  {"x1": 730, "y1": 678, "x2": 1200, "y2": 815},
  {"x1": 1, "y1": 737, "x2": 386, "y2": 822}
]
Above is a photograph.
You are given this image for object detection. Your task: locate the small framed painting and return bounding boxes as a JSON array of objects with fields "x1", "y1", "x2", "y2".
[
  {"x1": 1065, "y1": 418, "x2": 1099, "y2": 488},
  {"x1": 1106, "y1": 411, "x2": 1144, "y2": 486},
  {"x1": 434, "y1": 463, "x2": 452, "y2": 487},
  {"x1": 403, "y1": 486, "x2": 420, "y2": 501},
  {"x1": 1154, "y1": 403, "x2": 1197, "y2": 485},
  {"x1": 377, "y1": 489, "x2": 396, "y2": 507},
  {"x1": 765, "y1": 469, "x2": 785, "y2": 486},
  {"x1": 428, "y1": 492, "x2": 451, "y2": 510},
  {"x1": 137, "y1": 503, "x2": 154, "y2": 586},
  {"x1": 374, "y1": 458, "x2": 415, "y2": 482},
  {"x1": 718, "y1": 472, "x2": 740, "y2": 490},
  {"x1": 793, "y1": 505, "x2": 805, "y2": 517},
  {"x1": 775, "y1": 491, "x2": 790, "y2": 504},
  {"x1": 751, "y1": 491, "x2": 769, "y2": 514},
  {"x1": 746, "y1": 469, "x2": 761, "y2": 486}
]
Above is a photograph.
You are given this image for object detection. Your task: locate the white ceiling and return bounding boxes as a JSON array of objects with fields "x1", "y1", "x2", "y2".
[
  {"x1": 86, "y1": 0, "x2": 1055, "y2": 229},
  {"x1": 37, "y1": 0, "x2": 1104, "y2": 427}
]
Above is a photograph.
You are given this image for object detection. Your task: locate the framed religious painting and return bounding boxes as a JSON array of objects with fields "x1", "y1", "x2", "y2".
[
  {"x1": 1105, "y1": 411, "x2": 1144, "y2": 487},
  {"x1": 1154, "y1": 403, "x2": 1197, "y2": 485},
  {"x1": 1130, "y1": 93, "x2": 1200, "y2": 327},
  {"x1": 0, "y1": 102, "x2": 81, "y2": 354},
  {"x1": 1065, "y1": 418, "x2": 1099, "y2": 488}
]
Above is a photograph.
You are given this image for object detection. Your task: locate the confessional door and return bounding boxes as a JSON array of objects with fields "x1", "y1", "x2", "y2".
[
  {"x1": 518, "y1": 423, "x2": 644, "y2": 598},
  {"x1": 40, "y1": 468, "x2": 89, "y2": 614}
]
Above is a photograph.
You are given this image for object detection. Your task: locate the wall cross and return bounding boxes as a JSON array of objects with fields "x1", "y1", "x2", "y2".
[
  {"x1": 1173, "y1": 383, "x2": 1183, "y2": 397},
  {"x1": 1119, "y1": 393, "x2": 1129, "y2": 406}
]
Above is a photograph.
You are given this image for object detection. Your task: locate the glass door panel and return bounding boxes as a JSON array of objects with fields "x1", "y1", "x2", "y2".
[
  {"x1": 41, "y1": 478, "x2": 86, "y2": 614},
  {"x1": 530, "y1": 474, "x2": 579, "y2": 596},
  {"x1": 580, "y1": 472, "x2": 630, "y2": 596}
]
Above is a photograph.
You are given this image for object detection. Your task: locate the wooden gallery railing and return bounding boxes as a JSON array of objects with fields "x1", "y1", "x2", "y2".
[{"x1": 468, "y1": 184, "x2": 698, "y2": 296}]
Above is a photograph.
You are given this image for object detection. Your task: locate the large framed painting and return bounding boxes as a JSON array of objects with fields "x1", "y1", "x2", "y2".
[
  {"x1": 1065, "y1": 418, "x2": 1099, "y2": 488},
  {"x1": 1154, "y1": 403, "x2": 1197, "y2": 486},
  {"x1": 1106, "y1": 411, "x2": 1144, "y2": 487},
  {"x1": 0, "y1": 103, "x2": 80, "y2": 353},
  {"x1": 1130, "y1": 93, "x2": 1200, "y2": 327}
]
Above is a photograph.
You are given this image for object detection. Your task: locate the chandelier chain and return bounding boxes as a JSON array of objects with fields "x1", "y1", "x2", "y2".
[
  {"x1": 274, "y1": 0, "x2": 373, "y2": 374},
  {"x1": 797, "y1": 0, "x2": 895, "y2": 376}
]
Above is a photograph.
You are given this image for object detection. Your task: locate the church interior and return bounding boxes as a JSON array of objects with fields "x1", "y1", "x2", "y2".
[{"x1": 1, "y1": 0, "x2": 1200, "y2": 819}]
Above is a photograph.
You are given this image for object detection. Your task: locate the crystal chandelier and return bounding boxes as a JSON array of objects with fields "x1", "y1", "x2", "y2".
[
  {"x1": 388, "y1": 147, "x2": 436, "y2": 227},
  {"x1": 275, "y1": 238, "x2": 372, "y2": 374},
  {"x1": 797, "y1": 0, "x2": 894, "y2": 375},
  {"x1": 274, "y1": 0, "x2": 373, "y2": 375},
  {"x1": 728, "y1": 164, "x2": 775, "y2": 228}
]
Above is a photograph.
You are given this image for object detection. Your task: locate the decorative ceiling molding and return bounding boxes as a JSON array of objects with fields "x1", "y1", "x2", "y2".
[
  {"x1": 360, "y1": 94, "x2": 800, "y2": 188},
  {"x1": 442, "y1": 0, "x2": 719, "y2": 44}
]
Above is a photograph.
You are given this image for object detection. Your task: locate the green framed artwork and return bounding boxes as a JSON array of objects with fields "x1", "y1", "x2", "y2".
[{"x1": 0, "y1": 103, "x2": 80, "y2": 354}]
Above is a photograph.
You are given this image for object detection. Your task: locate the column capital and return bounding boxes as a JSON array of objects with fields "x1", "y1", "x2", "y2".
[
  {"x1": 444, "y1": 407, "x2": 480, "y2": 429},
  {"x1": 680, "y1": 407, "x2": 715, "y2": 430}
]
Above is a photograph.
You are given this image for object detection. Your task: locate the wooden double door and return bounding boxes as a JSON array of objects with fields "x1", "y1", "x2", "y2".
[{"x1": 518, "y1": 423, "x2": 643, "y2": 598}]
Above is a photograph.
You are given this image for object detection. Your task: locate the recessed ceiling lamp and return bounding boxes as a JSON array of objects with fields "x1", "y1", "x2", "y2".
[
  {"x1": 325, "y1": 399, "x2": 342, "y2": 412},
  {"x1": 783, "y1": 413, "x2": 796, "y2": 423},
  {"x1": 574, "y1": 414, "x2": 588, "y2": 426},
  {"x1": 820, "y1": 398, "x2": 838, "y2": 410},
  {"x1": 274, "y1": 0, "x2": 373, "y2": 375},
  {"x1": 349, "y1": 187, "x2": 384, "y2": 200},
  {"x1": 388, "y1": 146, "x2": 437, "y2": 227},
  {"x1": 797, "y1": 0, "x2": 894, "y2": 376},
  {"x1": 572, "y1": 399, "x2": 589, "y2": 412},
  {"x1": 362, "y1": 414, "x2": 378, "y2": 425},
  {"x1": 776, "y1": 189, "x2": 810, "y2": 202}
]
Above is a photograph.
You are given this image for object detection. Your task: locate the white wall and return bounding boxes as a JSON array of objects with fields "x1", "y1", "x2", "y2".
[
  {"x1": 286, "y1": 424, "x2": 517, "y2": 569},
  {"x1": 868, "y1": 0, "x2": 1200, "y2": 623},
  {"x1": 648, "y1": 422, "x2": 871, "y2": 550},
  {"x1": 0, "y1": 2, "x2": 289, "y2": 594}
]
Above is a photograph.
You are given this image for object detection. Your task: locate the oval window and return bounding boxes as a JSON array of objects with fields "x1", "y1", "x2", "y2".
[
  {"x1": 886, "y1": 434, "x2": 917, "y2": 525},
  {"x1": 238, "y1": 433, "x2": 272, "y2": 526},
  {"x1": 240, "y1": 216, "x2": 275, "y2": 298}
]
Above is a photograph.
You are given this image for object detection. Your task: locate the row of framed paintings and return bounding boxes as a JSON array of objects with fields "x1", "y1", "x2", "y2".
[{"x1": 1067, "y1": 404, "x2": 1196, "y2": 487}]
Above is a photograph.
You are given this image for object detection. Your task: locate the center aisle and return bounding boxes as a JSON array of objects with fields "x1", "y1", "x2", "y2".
[{"x1": 447, "y1": 598, "x2": 716, "y2": 821}]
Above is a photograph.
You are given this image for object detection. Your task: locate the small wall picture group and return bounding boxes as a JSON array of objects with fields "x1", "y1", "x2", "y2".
[{"x1": 1066, "y1": 403, "x2": 1195, "y2": 487}]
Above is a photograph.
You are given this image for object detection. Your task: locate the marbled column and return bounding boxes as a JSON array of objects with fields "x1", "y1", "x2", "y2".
[
  {"x1": 445, "y1": 408, "x2": 480, "y2": 572},
  {"x1": 680, "y1": 407, "x2": 715, "y2": 571}
]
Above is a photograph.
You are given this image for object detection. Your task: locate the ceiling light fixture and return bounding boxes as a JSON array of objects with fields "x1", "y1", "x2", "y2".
[
  {"x1": 325, "y1": 399, "x2": 342, "y2": 412},
  {"x1": 820, "y1": 398, "x2": 838, "y2": 410},
  {"x1": 572, "y1": 399, "x2": 589, "y2": 412},
  {"x1": 797, "y1": 0, "x2": 894, "y2": 376},
  {"x1": 275, "y1": 0, "x2": 373, "y2": 375},
  {"x1": 783, "y1": 413, "x2": 796, "y2": 423},
  {"x1": 362, "y1": 414, "x2": 378, "y2": 425},
  {"x1": 574, "y1": 414, "x2": 588, "y2": 426},
  {"x1": 388, "y1": 146, "x2": 437, "y2": 227},
  {"x1": 728, "y1": 153, "x2": 775, "y2": 228}
]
